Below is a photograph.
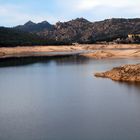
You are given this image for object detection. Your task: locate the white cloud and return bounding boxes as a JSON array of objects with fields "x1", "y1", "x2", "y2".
[
  {"x1": 76, "y1": 0, "x2": 100, "y2": 11},
  {"x1": 75, "y1": 0, "x2": 140, "y2": 12}
]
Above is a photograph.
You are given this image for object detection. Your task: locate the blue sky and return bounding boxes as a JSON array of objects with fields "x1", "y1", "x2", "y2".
[{"x1": 0, "y1": 0, "x2": 140, "y2": 27}]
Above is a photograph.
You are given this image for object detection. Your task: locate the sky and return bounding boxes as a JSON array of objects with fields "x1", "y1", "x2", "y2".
[{"x1": 0, "y1": 0, "x2": 140, "y2": 27}]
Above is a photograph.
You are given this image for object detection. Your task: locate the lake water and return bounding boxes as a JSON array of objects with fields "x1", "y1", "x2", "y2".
[{"x1": 0, "y1": 56, "x2": 140, "y2": 140}]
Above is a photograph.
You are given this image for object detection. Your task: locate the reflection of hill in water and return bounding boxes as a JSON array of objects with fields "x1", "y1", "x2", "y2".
[
  {"x1": 53, "y1": 56, "x2": 90, "y2": 65},
  {"x1": 0, "y1": 56, "x2": 90, "y2": 67}
]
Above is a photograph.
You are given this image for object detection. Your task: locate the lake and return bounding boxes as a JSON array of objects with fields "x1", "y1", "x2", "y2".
[{"x1": 0, "y1": 56, "x2": 140, "y2": 140}]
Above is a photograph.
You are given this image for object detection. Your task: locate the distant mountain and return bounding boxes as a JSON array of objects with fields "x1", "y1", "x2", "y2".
[
  {"x1": 15, "y1": 20, "x2": 54, "y2": 32},
  {"x1": 38, "y1": 18, "x2": 140, "y2": 43},
  {"x1": 91, "y1": 18, "x2": 140, "y2": 42},
  {"x1": 0, "y1": 18, "x2": 140, "y2": 47},
  {"x1": 14, "y1": 18, "x2": 140, "y2": 43}
]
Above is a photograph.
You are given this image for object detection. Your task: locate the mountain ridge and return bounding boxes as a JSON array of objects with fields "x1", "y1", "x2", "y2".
[
  {"x1": 14, "y1": 17, "x2": 140, "y2": 43},
  {"x1": 0, "y1": 17, "x2": 140, "y2": 46}
]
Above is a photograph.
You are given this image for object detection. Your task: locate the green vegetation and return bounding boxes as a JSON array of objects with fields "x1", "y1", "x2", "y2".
[{"x1": 0, "y1": 27, "x2": 72, "y2": 47}]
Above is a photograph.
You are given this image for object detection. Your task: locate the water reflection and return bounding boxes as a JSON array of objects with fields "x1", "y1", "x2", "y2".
[{"x1": 0, "y1": 56, "x2": 90, "y2": 67}]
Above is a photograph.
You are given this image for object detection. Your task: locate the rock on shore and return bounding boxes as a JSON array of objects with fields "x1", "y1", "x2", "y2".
[{"x1": 95, "y1": 64, "x2": 140, "y2": 82}]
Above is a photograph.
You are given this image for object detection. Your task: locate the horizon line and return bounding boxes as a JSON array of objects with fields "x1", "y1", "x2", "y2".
[{"x1": 1, "y1": 17, "x2": 140, "y2": 28}]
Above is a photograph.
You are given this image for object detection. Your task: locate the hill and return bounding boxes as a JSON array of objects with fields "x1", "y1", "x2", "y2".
[
  {"x1": 0, "y1": 18, "x2": 140, "y2": 47},
  {"x1": 0, "y1": 27, "x2": 70, "y2": 47},
  {"x1": 15, "y1": 18, "x2": 140, "y2": 44}
]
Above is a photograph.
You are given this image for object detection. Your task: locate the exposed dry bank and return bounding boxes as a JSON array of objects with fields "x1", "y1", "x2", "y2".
[
  {"x1": 0, "y1": 44, "x2": 140, "y2": 58},
  {"x1": 82, "y1": 49, "x2": 140, "y2": 59}
]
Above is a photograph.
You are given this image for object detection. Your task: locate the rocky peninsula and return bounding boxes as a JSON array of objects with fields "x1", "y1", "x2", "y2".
[{"x1": 95, "y1": 64, "x2": 140, "y2": 82}]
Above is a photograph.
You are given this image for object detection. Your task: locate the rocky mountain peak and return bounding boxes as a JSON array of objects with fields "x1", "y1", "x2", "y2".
[
  {"x1": 24, "y1": 21, "x2": 36, "y2": 26},
  {"x1": 39, "y1": 21, "x2": 50, "y2": 24},
  {"x1": 74, "y1": 17, "x2": 90, "y2": 23}
]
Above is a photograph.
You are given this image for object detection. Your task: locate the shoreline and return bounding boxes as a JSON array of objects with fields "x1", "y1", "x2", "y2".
[{"x1": 0, "y1": 44, "x2": 140, "y2": 59}]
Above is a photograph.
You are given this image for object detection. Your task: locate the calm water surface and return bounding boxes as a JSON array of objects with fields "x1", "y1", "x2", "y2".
[{"x1": 0, "y1": 56, "x2": 140, "y2": 140}]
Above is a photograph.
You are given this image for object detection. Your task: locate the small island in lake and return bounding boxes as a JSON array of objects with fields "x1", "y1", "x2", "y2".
[{"x1": 95, "y1": 64, "x2": 140, "y2": 82}]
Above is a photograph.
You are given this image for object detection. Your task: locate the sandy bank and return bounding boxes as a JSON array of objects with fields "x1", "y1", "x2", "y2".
[
  {"x1": 0, "y1": 44, "x2": 140, "y2": 58},
  {"x1": 0, "y1": 45, "x2": 84, "y2": 58},
  {"x1": 82, "y1": 49, "x2": 140, "y2": 59}
]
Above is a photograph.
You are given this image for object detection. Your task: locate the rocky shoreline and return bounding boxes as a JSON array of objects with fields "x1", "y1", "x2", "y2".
[{"x1": 95, "y1": 64, "x2": 140, "y2": 82}]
